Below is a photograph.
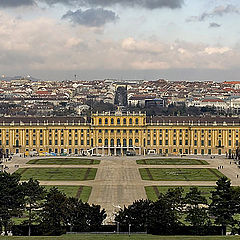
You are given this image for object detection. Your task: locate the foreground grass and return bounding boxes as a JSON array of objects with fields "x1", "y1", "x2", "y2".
[
  {"x1": 43, "y1": 186, "x2": 92, "y2": 202},
  {"x1": 145, "y1": 186, "x2": 216, "y2": 202},
  {"x1": 0, "y1": 235, "x2": 240, "y2": 240},
  {"x1": 16, "y1": 168, "x2": 97, "y2": 181},
  {"x1": 27, "y1": 158, "x2": 100, "y2": 165},
  {"x1": 137, "y1": 158, "x2": 209, "y2": 165},
  {"x1": 139, "y1": 168, "x2": 225, "y2": 181}
]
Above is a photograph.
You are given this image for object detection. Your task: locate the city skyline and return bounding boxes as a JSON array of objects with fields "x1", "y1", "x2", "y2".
[{"x1": 1, "y1": 0, "x2": 240, "y2": 81}]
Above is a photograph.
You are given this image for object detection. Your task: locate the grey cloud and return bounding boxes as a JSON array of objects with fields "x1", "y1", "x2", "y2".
[
  {"x1": 187, "y1": 4, "x2": 240, "y2": 22},
  {"x1": 0, "y1": 0, "x2": 35, "y2": 7},
  {"x1": 209, "y1": 22, "x2": 221, "y2": 28},
  {"x1": 42, "y1": 0, "x2": 184, "y2": 9},
  {"x1": 62, "y1": 8, "x2": 119, "y2": 27}
]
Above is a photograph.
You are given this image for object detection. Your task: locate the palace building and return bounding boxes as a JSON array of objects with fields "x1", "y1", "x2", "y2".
[{"x1": 0, "y1": 112, "x2": 240, "y2": 156}]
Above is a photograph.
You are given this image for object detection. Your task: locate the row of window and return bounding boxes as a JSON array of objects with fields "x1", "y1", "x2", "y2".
[
  {"x1": 97, "y1": 118, "x2": 139, "y2": 125},
  {"x1": 1, "y1": 128, "x2": 240, "y2": 135}
]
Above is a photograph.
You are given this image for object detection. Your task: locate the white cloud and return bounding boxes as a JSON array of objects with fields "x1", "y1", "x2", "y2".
[
  {"x1": 204, "y1": 47, "x2": 231, "y2": 55},
  {"x1": 0, "y1": 12, "x2": 239, "y2": 75}
]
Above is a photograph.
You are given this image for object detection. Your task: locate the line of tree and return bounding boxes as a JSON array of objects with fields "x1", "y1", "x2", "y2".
[
  {"x1": 0, "y1": 172, "x2": 106, "y2": 236},
  {"x1": 1, "y1": 172, "x2": 240, "y2": 236},
  {"x1": 115, "y1": 177, "x2": 240, "y2": 235}
]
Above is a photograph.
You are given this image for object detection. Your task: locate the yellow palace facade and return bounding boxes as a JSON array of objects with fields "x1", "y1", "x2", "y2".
[{"x1": 0, "y1": 112, "x2": 240, "y2": 156}]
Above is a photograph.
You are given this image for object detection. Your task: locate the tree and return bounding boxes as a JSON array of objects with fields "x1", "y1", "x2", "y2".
[
  {"x1": 148, "y1": 191, "x2": 183, "y2": 235},
  {"x1": 209, "y1": 177, "x2": 235, "y2": 232},
  {"x1": 184, "y1": 187, "x2": 209, "y2": 227},
  {"x1": 22, "y1": 179, "x2": 46, "y2": 236},
  {"x1": 40, "y1": 187, "x2": 68, "y2": 235},
  {"x1": 64, "y1": 197, "x2": 106, "y2": 232},
  {"x1": 0, "y1": 172, "x2": 24, "y2": 235},
  {"x1": 115, "y1": 199, "x2": 151, "y2": 232}
]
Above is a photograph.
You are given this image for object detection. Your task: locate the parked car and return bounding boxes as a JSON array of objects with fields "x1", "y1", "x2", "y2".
[{"x1": 126, "y1": 151, "x2": 136, "y2": 156}]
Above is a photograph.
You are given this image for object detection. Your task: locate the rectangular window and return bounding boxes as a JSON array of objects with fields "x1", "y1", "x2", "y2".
[
  {"x1": 75, "y1": 140, "x2": 78, "y2": 145},
  {"x1": 201, "y1": 149, "x2": 204, "y2": 155},
  {"x1": 185, "y1": 140, "x2": 188, "y2": 145},
  {"x1": 165, "y1": 140, "x2": 168, "y2": 145},
  {"x1": 147, "y1": 140, "x2": 150, "y2": 145},
  {"x1": 69, "y1": 140, "x2": 72, "y2": 145},
  {"x1": 61, "y1": 140, "x2": 64, "y2": 145},
  {"x1": 26, "y1": 140, "x2": 29, "y2": 145},
  {"x1": 229, "y1": 140, "x2": 232, "y2": 146},
  {"x1": 87, "y1": 140, "x2": 90, "y2": 145},
  {"x1": 194, "y1": 140, "x2": 197, "y2": 146},
  {"x1": 179, "y1": 140, "x2": 182, "y2": 145},
  {"x1": 159, "y1": 140, "x2": 162, "y2": 145},
  {"x1": 81, "y1": 140, "x2": 84, "y2": 145},
  {"x1": 173, "y1": 140, "x2": 176, "y2": 145},
  {"x1": 55, "y1": 140, "x2": 58, "y2": 145},
  {"x1": 201, "y1": 140, "x2": 204, "y2": 146},
  {"x1": 208, "y1": 149, "x2": 211, "y2": 155},
  {"x1": 153, "y1": 140, "x2": 156, "y2": 145},
  {"x1": 208, "y1": 140, "x2": 211, "y2": 146},
  {"x1": 40, "y1": 140, "x2": 43, "y2": 146},
  {"x1": 49, "y1": 140, "x2": 52, "y2": 145},
  {"x1": 33, "y1": 140, "x2": 36, "y2": 145},
  {"x1": 6, "y1": 140, "x2": 9, "y2": 145},
  {"x1": 194, "y1": 149, "x2": 197, "y2": 154}
]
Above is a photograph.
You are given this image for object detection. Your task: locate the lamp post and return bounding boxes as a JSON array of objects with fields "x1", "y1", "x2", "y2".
[
  {"x1": 116, "y1": 221, "x2": 119, "y2": 234},
  {"x1": 128, "y1": 223, "x2": 131, "y2": 237}
]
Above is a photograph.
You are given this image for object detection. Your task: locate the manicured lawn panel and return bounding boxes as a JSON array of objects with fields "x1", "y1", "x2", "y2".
[
  {"x1": 43, "y1": 185, "x2": 92, "y2": 202},
  {"x1": 139, "y1": 168, "x2": 225, "y2": 181},
  {"x1": 145, "y1": 186, "x2": 216, "y2": 202},
  {"x1": 16, "y1": 168, "x2": 97, "y2": 181},
  {"x1": 27, "y1": 158, "x2": 100, "y2": 165},
  {"x1": 137, "y1": 158, "x2": 209, "y2": 165},
  {"x1": 80, "y1": 186, "x2": 92, "y2": 202},
  {"x1": 0, "y1": 235, "x2": 239, "y2": 240}
]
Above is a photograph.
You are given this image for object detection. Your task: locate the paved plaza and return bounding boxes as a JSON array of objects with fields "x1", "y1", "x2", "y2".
[{"x1": 3, "y1": 155, "x2": 240, "y2": 222}]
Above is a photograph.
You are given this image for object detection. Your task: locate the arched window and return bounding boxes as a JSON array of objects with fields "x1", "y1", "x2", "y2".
[
  {"x1": 117, "y1": 118, "x2": 120, "y2": 125},
  {"x1": 135, "y1": 138, "x2": 139, "y2": 144},
  {"x1": 123, "y1": 139, "x2": 127, "y2": 147},
  {"x1": 98, "y1": 139, "x2": 102, "y2": 144},
  {"x1": 111, "y1": 139, "x2": 114, "y2": 147},
  {"x1": 129, "y1": 118, "x2": 133, "y2": 124},
  {"x1": 105, "y1": 139, "x2": 108, "y2": 147},
  {"x1": 218, "y1": 140, "x2": 221, "y2": 146},
  {"x1": 111, "y1": 118, "x2": 114, "y2": 124},
  {"x1": 99, "y1": 118, "x2": 102, "y2": 125},
  {"x1": 105, "y1": 118, "x2": 108, "y2": 125},
  {"x1": 117, "y1": 139, "x2": 121, "y2": 146},
  {"x1": 16, "y1": 139, "x2": 19, "y2": 147},
  {"x1": 123, "y1": 118, "x2": 127, "y2": 125},
  {"x1": 135, "y1": 118, "x2": 139, "y2": 125},
  {"x1": 129, "y1": 139, "x2": 133, "y2": 147}
]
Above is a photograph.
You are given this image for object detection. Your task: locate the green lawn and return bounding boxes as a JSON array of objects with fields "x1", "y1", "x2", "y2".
[
  {"x1": 137, "y1": 158, "x2": 209, "y2": 165},
  {"x1": 43, "y1": 186, "x2": 92, "y2": 202},
  {"x1": 16, "y1": 168, "x2": 97, "y2": 181},
  {"x1": 145, "y1": 186, "x2": 216, "y2": 202},
  {"x1": 139, "y1": 168, "x2": 225, "y2": 181},
  {"x1": 0, "y1": 235, "x2": 240, "y2": 240},
  {"x1": 27, "y1": 158, "x2": 100, "y2": 165}
]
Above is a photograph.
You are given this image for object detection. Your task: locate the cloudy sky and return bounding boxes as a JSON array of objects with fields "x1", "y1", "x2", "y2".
[{"x1": 1, "y1": 0, "x2": 240, "y2": 81}]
